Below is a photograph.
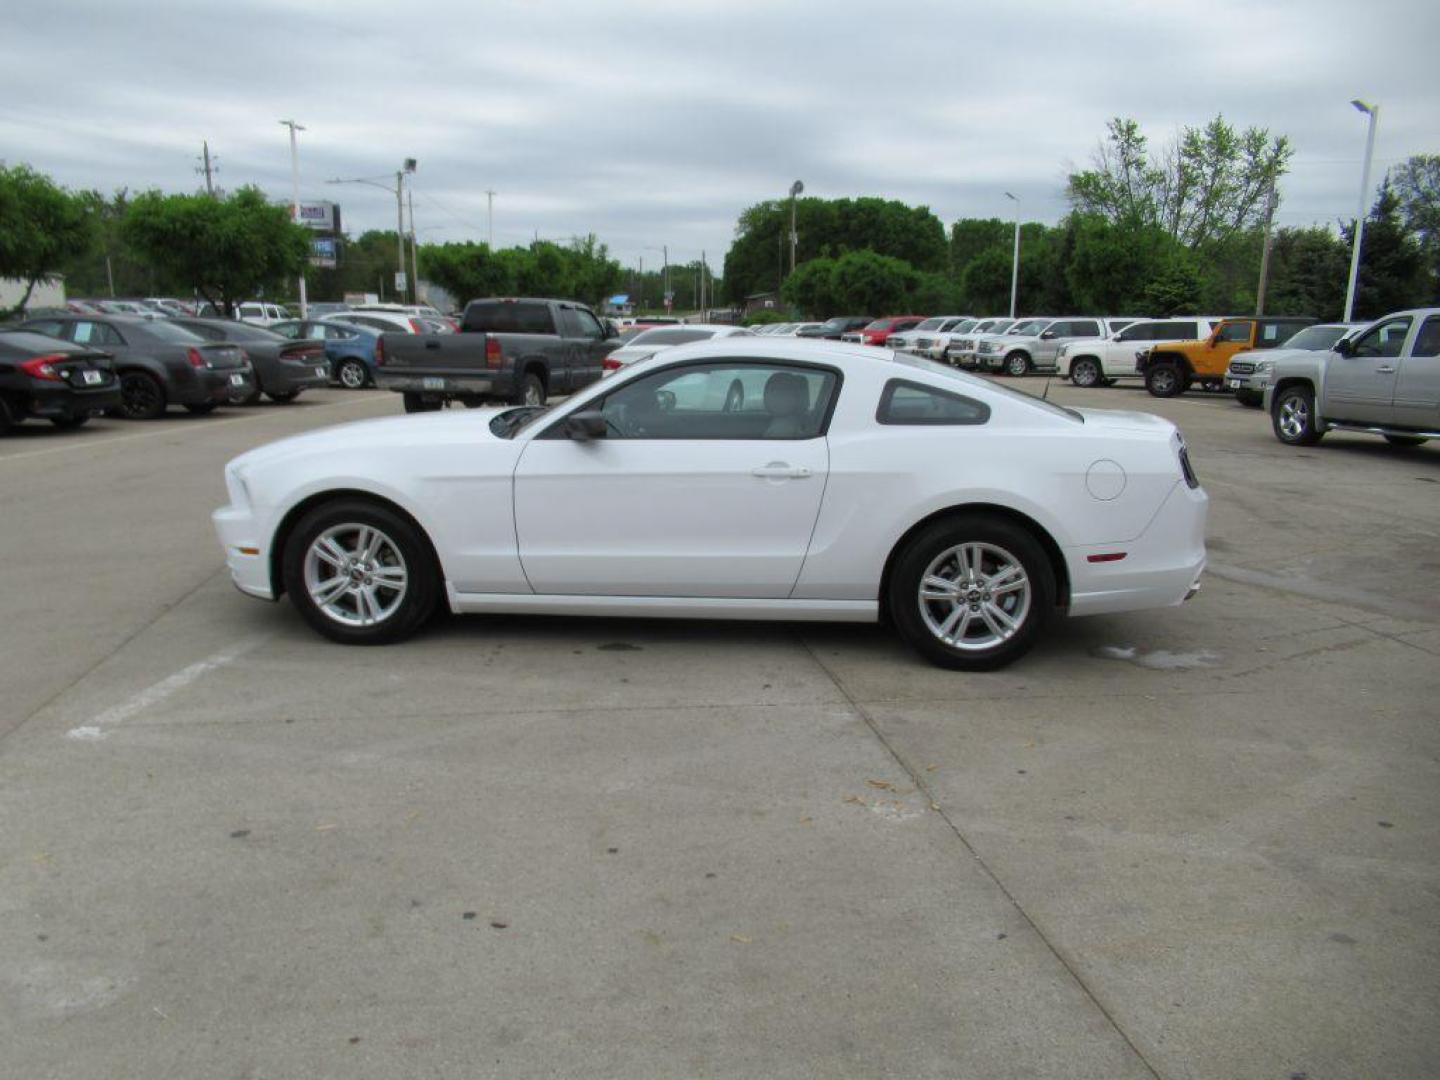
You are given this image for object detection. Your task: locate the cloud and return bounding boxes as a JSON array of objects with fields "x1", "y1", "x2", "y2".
[{"x1": 2, "y1": 0, "x2": 1436, "y2": 272}]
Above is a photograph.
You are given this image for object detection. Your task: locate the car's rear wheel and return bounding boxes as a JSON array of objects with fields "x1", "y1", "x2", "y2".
[
  {"x1": 282, "y1": 499, "x2": 440, "y2": 645},
  {"x1": 337, "y1": 359, "x2": 369, "y2": 389},
  {"x1": 1070, "y1": 358, "x2": 1102, "y2": 387},
  {"x1": 513, "y1": 372, "x2": 546, "y2": 407},
  {"x1": 888, "y1": 514, "x2": 1055, "y2": 670},
  {"x1": 1004, "y1": 352, "x2": 1031, "y2": 377},
  {"x1": 1272, "y1": 385, "x2": 1322, "y2": 446},
  {"x1": 119, "y1": 371, "x2": 166, "y2": 419},
  {"x1": 1145, "y1": 362, "x2": 1185, "y2": 398},
  {"x1": 1384, "y1": 434, "x2": 1428, "y2": 447}
]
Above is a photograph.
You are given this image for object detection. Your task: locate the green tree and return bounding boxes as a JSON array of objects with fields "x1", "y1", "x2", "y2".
[
  {"x1": 960, "y1": 249, "x2": 1014, "y2": 314},
  {"x1": 826, "y1": 250, "x2": 918, "y2": 314},
  {"x1": 1389, "y1": 154, "x2": 1440, "y2": 297},
  {"x1": 1263, "y1": 226, "x2": 1348, "y2": 320},
  {"x1": 0, "y1": 164, "x2": 99, "y2": 317},
  {"x1": 121, "y1": 186, "x2": 310, "y2": 315},
  {"x1": 779, "y1": 257, "x2": 835, "y2": 316},
  {"x1": 1067, "y1": 115, "x2": 1292, "y2": 248},
  {"x1": 1345, "y1": 180, "x2": 1429, "y2": 320}
]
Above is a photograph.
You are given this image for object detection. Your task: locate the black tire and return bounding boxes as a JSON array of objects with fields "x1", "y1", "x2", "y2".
[
  {"x1": 0, "y1": 395, "x2": 19, "y2": 434},
  {"x1": 119, "y1": 371, "x2": 166, "y2": 419},
  {"x1": 267, "y1": 390, "x2": 301, "y2": 403},
  {"x1": 1004, "y1": 352, "x2": 1031, "y2": 377},
  {"x1": 402, "y1": 393, "x2": 442, "y2": 414},
  {"x1": 185, "y1": 403, "x2": 218, "y2": 415},
  {"x1": 50, "y1": 414, "x2": 89, "y2": 429},
  {"x1": 1234, "y1": 390, "x2": 1263, "y2": 407},
  {"x1": 888, "y1": 513, "x2": 1056, "y2": 671},
  {"x1": 512, "y1": 371, "x2": 546, "y2": 407},
  {"x1": 282, "y1": 498, "x2": 440, "y2": 645},
  {"x1": 1070, "y1": 358, "x2": 1102, "y2": 388},
  {"x1": 1145, "y1": 362, "x2": 1184, "y2": 398},
  {"x1": 336, "y1": 359, "x2": 369, "y2": 390},
  {"x1": 1272, "y1": 385, "x2": 1323, "y2": 446},
  {"x1": 1384, "y1": 434, "x2": 1428, "y2": 447}
]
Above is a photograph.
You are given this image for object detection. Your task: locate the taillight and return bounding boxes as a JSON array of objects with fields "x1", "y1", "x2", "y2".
[
  {"x1": 602, "y1": 356, "x2": 622, "y2": 371},
  {"x1": 186, "y1": 347, "x2": 206, "y2": 369},
  {"x1": 20, "y1": 354, "x2": 64, "y2": 381},
  {"x1": 485, "y1": 337, "x2": 502, "y2": 369},
  {"x1": 374, "y1": 337, "x2": 385, "y2": 366}
]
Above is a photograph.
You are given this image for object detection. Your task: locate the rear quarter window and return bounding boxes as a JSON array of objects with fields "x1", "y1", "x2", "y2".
[{"x1": 877, "y1": 379, "x2": 990, "y2": 426}]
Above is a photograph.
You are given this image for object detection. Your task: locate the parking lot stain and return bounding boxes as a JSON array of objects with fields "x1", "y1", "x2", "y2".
[
  {"x1": 1093, "y1": 644, "x2": 1221, "y2": 670},
  {"x1": 490, "y1": 920, "x2": 509, "y2": 930},
  {"x1": 597, "y1": 642, "x2": 643, "y2": 651},
  {"x1": 1328, "y1": 933, "x2": 1357, "y2": 945},
  {"x1": 229, "y1": 829, "x2": 250, "y2": 839},
  {"x1": 1378, "y1": 820, "x2": 1394, "y2": 828}
]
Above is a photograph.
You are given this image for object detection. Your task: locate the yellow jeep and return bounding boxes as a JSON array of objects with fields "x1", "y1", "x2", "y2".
[{"x1": 1138, "y1": 316, "x2": 1314, "y2": 398}]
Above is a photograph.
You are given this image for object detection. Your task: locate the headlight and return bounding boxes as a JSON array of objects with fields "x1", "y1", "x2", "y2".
[{"x1": 1255, "y1": 360, "x2": 1274, "y2": 374}]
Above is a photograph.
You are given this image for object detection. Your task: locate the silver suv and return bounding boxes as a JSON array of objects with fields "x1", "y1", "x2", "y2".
[
  {"x1": 977, "y1": 317, "x2": 1111, "y2": 376},
  {"x1": 1266, "y1": 308, "x2": 1440, "y2": 447}
]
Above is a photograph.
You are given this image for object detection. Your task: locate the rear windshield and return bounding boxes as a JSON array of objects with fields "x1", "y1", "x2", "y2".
[
  {"x1": 463, "y1": 302, "x2": 555, "y2": 334},
  {"x1": 629, "y1": 328, "x2": 716, "y2": 346}
]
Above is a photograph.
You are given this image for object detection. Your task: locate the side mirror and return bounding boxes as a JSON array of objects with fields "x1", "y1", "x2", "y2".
[
  {"x1": 1040, "y1": 330, "x2": 1056, "y2": 340},
  {"x1": 1333, "y1": 337, "x2": 1354, "y2": 358},
  {"x1": 604, "y1": 323, "x2": 619, "y2": 340},
  {"x1": 565, "y1": 409, "x2": 608, "y2": 441}
]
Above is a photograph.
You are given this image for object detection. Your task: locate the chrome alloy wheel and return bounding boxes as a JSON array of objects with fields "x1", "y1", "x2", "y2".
[
  {"x1": 917, "y1": 542, "x2": 1032, "y2": 651},
  {"x1": 1277, "y1": 395, "x2": 1309, "y2": 440},
  {"x1": 302, "y1": 523, "x2": 409, "y2": 627},
  {"x1": 338, "y1": 360, "x2": 368, "y2": 389}
]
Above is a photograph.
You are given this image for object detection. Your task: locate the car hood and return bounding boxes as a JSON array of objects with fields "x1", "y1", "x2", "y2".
[
  {"x1": 1231, "y1": 346, "x2": 1312, "y2": 364},
  {"x1": 228, "y1": 409, "x2": 515, "y2": 473},
  {"x1": 609, "y1": 346, "x2": 661, "y2": 363}
]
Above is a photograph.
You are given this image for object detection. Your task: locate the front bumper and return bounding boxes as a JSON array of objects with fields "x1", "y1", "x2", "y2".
[
  {"x1": 1067, "y1": 480, "x2": 1208, "y2": 617},
  {"x1": 213, "y1": 503, "x2": 274, "y2": 600}
]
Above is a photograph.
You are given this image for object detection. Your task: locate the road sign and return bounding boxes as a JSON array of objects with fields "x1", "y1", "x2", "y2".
[{"x1": 394, "y1": 271, "x2": 408, "y2": 291}]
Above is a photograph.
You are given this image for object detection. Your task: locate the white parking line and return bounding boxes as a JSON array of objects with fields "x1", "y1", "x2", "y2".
[
  {"x1": 66, "y1": 636, "x2": 268, "y2": 741},
  {"x1": 0, "y1": 394, "x2": 387, "y2": 466}
]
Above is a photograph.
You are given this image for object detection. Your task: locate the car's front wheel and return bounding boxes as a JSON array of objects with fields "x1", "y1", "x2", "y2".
[
  {"x1": 1145, "y1": 362, "x2": 1185, "y2": 398},
  {"x1": 888, "y1": 514, "x2": 1055, "y2": 670},
  {"x1": 1070, "y1": 358, "x2": 1102, "y2": 387},
  {"x1": 1004, "y1": 352, "x2": 1031, "y2": 377},
  {"x1": 1272, "y1": 385, "x2": 1323, "y2": 446},
  {"x1": 282, "y1": 499, "x2": 440, "y2": 645}
]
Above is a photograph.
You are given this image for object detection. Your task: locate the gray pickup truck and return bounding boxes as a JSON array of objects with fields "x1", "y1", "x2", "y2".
[
  {"x1": 1265, "y1": 307, "x2": 1440, "y2": 447},
  {"x1": 376, "y1": 297, "x2": 620, "y2": 412}
]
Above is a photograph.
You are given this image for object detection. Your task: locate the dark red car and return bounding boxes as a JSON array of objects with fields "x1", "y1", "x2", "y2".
[{"x1": 843, "y1": 316, "x2": 927, "y2": 347}]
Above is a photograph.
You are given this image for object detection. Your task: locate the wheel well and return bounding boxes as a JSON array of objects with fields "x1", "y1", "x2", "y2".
[
  {"x1": 522, "y1": 361, "x2": 548, "y2": 388},
  {"x1": 877, "y1": 504, "x2": 1070, "y2": 619},
  {"x1": 268, "y1": 489, "x2": 444, "y2": 599},
  {"x1": 1147, "y1": 350, "x2": 1191, "y2": 375},
  {"x1": 1270, "y1": 376, "x2": 1313, "y2": 403}
]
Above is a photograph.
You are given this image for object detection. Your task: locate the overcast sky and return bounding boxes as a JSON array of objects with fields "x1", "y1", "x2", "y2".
[{"x1": 3, "y1": 0, "x2": 1437, "y2": 273}]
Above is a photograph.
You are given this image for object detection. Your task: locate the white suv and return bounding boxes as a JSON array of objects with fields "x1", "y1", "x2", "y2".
[
  {"x1": 233, "y1": 301, "x2": 291, "y2": 327},
  {"x1": 1056, "y1": 317, "x2": 1227, "y2": 388}
]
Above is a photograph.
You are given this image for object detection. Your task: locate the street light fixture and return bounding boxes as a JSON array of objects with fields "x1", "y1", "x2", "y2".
[
  {"x1": 279, "y1": 120, "x2": 307, "y2": 317},
  {"x1": 1342, "y1": 99, "x2": 1379, "y2": 323},
  {"x1": 1004, "y1": 192, "x2": 1020, "y2": 319},
  {"x1": 326, "y1": 159, "x2": 417, "y2": 303},
  {"x1": 788, "y1": 180, "x2": 804, "y2": 278}
]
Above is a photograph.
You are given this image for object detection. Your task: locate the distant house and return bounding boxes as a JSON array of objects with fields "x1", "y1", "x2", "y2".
[
  {"x1": 1, "y1": 275, "x2": 66, "y2": 313},
  {"x1": 603, "y1": 293, "x2": 634, "y2": 317},
  {"x1": 743, "y1": 291, "x2": 782, "y2": 315}
]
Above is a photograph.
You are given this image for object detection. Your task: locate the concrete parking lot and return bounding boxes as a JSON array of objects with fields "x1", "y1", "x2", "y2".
[{"x1": 1, "y1": 382, "x2": 1437, "y2": 1079}]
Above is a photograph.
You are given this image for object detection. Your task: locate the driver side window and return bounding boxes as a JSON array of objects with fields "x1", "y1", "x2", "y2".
[
  {"x1": 1353, "y1": 317, "x2": 1412, "y2": 358},
  {"x1": 1216, "y1": 322, "x2": 1252, "y2": 343},
  {"x1": 597, "y1": 362, "x2": 840, "y2": 440}
]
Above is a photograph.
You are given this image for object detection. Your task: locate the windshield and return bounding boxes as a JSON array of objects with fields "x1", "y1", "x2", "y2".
[
  {"x1": 864, "y1": 319, "x2": 896, "y2": 331},
  {"x1": 628, "y1": 328, "x2": 716, "y2": 346},
  {"x1": 974, "y1": 319, "x2": 1008, "y2": 333},
  {"x1": 915, "y1": 318, "x2": 945, "y2": 331},
  {"x1": 892, "y1": 353, "x2": 1082, "y2": 422},
  {"x1": 820, "y1": 318, "x2": 851, "y2": 331},
  {"x1": 1279, "y1": 325, "x2": 1350, "y2": 350},
  {"x1": 1005, "y1": 320, "x2": 1046, "y2": 336},
  {"x1": 951, "y1": 320, "x2": 978, "y2": 334}
]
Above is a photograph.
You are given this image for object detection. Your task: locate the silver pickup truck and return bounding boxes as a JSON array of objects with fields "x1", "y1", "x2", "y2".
[{"x1": 1265, "y1": 308, "x2": 1440, "y2": 447}]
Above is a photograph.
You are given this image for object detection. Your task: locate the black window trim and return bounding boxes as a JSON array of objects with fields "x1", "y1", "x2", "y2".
[
  {"x1": 535, "y1": 356, "x2": 846, "y2": 442},
  {"x1": 875, "y1": 377, "x2": 991, "y2": 427}
]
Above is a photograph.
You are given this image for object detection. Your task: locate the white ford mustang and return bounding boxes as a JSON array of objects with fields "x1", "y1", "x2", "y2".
[{"x1": 214, "y1": 339, "x2": 1207, "y2": 669}]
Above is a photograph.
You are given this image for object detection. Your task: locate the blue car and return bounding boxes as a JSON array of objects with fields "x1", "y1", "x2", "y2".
[{"x1": 269, "y1": 319, "x2": 381, "y2": 389}]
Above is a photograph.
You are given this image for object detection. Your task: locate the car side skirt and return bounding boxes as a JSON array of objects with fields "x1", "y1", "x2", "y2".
[{"x1": 446, "y1": 587, "x2": 878, "y2": 622}]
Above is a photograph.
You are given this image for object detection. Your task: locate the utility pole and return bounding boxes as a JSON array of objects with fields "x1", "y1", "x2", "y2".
[
  {"x1": 788, "y1": 180, "x2": 804, "y2": 277},
  {"x1": 395, "y1": 170, "x2": 407, "y2": 302},
  {"x1": 198, "y1": 141, "x2": 217, "y2": 196},
  {"x1": 1004, "y1": 192, "x2": 1021, "y2": 319},
  {"x1": 485, "y1": 189, "x2": 496, "y2": 248},
  {"x1": 638, "y1": 255, "x2": 643, "y2": 310},
  {"x1": 408, "y1": 185, "x2": 420, "y2": 306},
  {"x1": 279, "y1": 120, "x2": 308, "y2": 317},
  {"x1": 1255, "y1": 178, "x2": 1278, "y2": 316},
  {"x1": 701, "y1": 250, "x2": 707, "y2": 319},
  {"x1": 1343, "y1": 99, "x2": 1380, "y2": 323}
]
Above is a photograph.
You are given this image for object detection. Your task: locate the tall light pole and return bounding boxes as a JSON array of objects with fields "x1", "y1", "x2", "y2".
[
  {"x1": 1343, "y1": 99, "x2": 1379, "y2": 323},
  {"x1": 279, "y1": 120, "x2": 308, "y2": 317},
  {"x1": 485, "y1": 189, "x2": 496, "y2": 248},
  {"x1": 788, "y1": 180, "x2": 804, "y2": 278},
  {"x1": 407, "y1": 184, "x2": 420, "y2": 305},
  {"x1": 327, "y1": 163, "x2": 415, "y2": 303},
  {"x1": 1004, "y1": 192, "x2": 1021, "y2": 319}
]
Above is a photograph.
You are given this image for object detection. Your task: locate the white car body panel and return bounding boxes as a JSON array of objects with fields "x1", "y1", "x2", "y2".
[{"x1": 214, "y1": 341, "x2": 1206, "y2": 629}]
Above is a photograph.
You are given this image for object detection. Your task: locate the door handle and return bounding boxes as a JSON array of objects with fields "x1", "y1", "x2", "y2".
[
  {"x1": 1376, "y1": 365, "x2": 1396, "y2": 373},
  {"x1": 751, "y1": 464, "x2": 811, "y2": 479},
  {"x1": 424, "y1": 340, "x2": 441, "y2": 349}
]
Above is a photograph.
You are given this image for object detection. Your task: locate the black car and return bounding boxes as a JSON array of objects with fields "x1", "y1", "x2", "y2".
[
  {"x1": 17, "y1": 315, "x2": 252, "y2": 419},
  {"x1": 168, "y1": 318, "x2": 331, "y2": 404},
  {"x1": 0, "y1": 330, "x2": 123, "y2": 432},
  {"x1": 798, "y1": 316, "x2": 874, "y2": 340}
]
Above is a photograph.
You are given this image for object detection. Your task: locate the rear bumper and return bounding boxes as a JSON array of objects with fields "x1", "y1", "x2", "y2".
[
  {"x1": 376, "y1": 373, "x2": 500, "y2": 396},
  {"x1": 1067, "y1": 480, "x2": 1208, "y2": 617},
  {"x1": 21, "y1": 382, "x2": 123, "y2": 419},
  {"x1": 212, "y1": 504, "x2": 274, "y2": 600},
  {"x1": 267, "y1": 363, "x2": 332, "y2": 394},
  {"x1": 175, "y1": 368, "x2": 251, "y2": 404}
]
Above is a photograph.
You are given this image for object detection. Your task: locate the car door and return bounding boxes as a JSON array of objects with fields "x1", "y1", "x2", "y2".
[
  {"x1": 1327, "y1": 315, "x2": 1411, "y2": 423},
  {"x1": 512, "y1": 359, "x2": 838, "y2": 598},
  {"x1": 63, "y1": 320, "x2": 129, "y2": 359},
  {"x1": 1391, "y1": 314, "x2": 1440, "y2": 431},
  {"x1": 564, "y1": 305, "x2": 610, "y2": 391},
  {"x1": 1050, "y1": 319, "x2": 1100, "y2": 368}
]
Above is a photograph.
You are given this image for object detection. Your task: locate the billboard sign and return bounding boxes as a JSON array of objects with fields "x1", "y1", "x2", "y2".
[
  {"x1": 310, "y1": 236, "x2": 338, "y2": 269},
  {"x1": 292, "y1": 201, "x2": 340, "y2": 232}
]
